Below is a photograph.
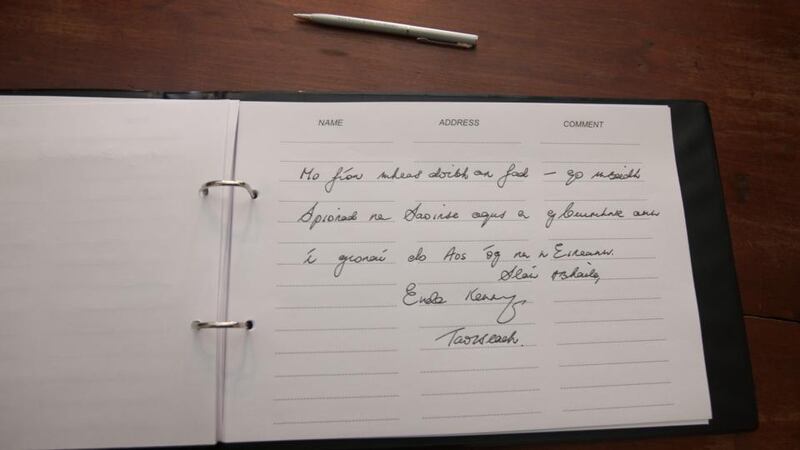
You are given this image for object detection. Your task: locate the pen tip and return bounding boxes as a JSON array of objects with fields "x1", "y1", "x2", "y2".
[{"x1": 293, "y1": 13, "x2": 311, "y2": 20}]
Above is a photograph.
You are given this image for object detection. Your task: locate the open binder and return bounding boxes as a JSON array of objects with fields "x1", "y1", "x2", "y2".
[{"x1": 0, "y1": 92, "x2": 756, "y2": 449}]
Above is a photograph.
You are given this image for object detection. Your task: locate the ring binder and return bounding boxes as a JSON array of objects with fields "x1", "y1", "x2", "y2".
[
  {"x1": 0, "y1": 92, "x2": 758, "y2": 449},
  {"x1": 191, "y1": 320, "x2": 254, "y2": 330},
  {"x1": 199, "y1": 180, "x2": 258, "y2": 199}
]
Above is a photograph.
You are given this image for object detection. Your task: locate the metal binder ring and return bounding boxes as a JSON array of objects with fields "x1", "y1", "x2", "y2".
[
  {"x1": 191, "y1": 320, "x2": 254, "y2": 330},
  {"x1": 199, "y1": 180, "x2": 258, "y2": 199}
]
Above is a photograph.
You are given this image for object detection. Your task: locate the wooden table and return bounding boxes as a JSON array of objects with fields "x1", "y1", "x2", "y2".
[{"x1": 1, "y1": 1, "x2": 797, "y2": 448}]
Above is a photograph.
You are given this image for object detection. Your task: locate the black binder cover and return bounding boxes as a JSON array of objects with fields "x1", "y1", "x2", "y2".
[{"x1": 0, "y1": 91, "x2": 757, "y2": 448}]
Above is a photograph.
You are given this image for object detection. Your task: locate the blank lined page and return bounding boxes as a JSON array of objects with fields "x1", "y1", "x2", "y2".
[
  {"x1": 223, "y1": 102, "x2": 711, "y2": 442},
  {"x1": 0, "y1": 99, "x2": 238, "y2": 449}
]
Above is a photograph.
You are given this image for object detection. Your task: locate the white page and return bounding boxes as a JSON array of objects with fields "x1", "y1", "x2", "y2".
[
  {"x1": 0, "y1": 99, "x2": 238, "y2": 449},
  {"x1": 223, "y1": 102, "x2": 711, "y2": 442}
]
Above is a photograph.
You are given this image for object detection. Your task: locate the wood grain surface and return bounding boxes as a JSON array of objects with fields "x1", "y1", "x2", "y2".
[{"x1": 1, "y1": 1, "x2": 798, "y2": 448}]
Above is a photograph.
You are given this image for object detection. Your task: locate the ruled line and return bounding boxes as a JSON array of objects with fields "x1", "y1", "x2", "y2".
[
  {"x1": 550, "y1": 218, "x2": 650, "y2": 221},
  {"x1": 413, "y1": 141, "x2": 522, "y2": 145},
  {"x1": 276, "y1": 262, "x2": 396, "y2": 266},
  {"x1": 420, "y1": 345, "x2": 532, "y2": 351},
  {"x1": 404, "y1": 219, "x2": 528, "y2": 223},
  {"x1": 553, "y1": 297, "x2": 661, "y2": 303},
  {"x1": 275, "y1": 326, "x2": 398, "y2": 332},
  {"x1": 419, "y1": 322, "x2": 535, "y2": 329},
  {"x1": 544, "y1": 180, "x2": 645, "y2": 183},
  {"x1": 542, "y1": 160, "x2": 644, "y2": 164},
  {"x1": 564, "y1": 403, "x2": 674, "y2": 412},
  {"x1": 561, "y1": 381, "x2": 671, "y2": 390},
  {"x1": 559, "y1": 359, "x2": 669, "y2": 368},
  {"x1": 421, "y1": 259, "x2": 523, "y2": 264},
  {"x1": 275, "y1": 349, "x2": 398, "y2": 355},
  {"x1": 279, "y1": 159, "x2": 394, "y2": 163},
  {"x1": 412, "y1": 160, "x2": 522, "y2": 163},
  {"x1": 278, "y1": 200, "x2": 397, "y2": 203},
  {"x1": 279, "y1": 141, "x2": 394, "y2": 144},
  {"x1": 274, "y1": 394, "x2": 400, "y2": 401},
  {"x1": 556, "y1": 338, "x2": 666, "y2": 346},
  {"x1": 422, "y1": 388, "x2": 540, "y2": 397},
  {"x1": 276, "y1": 283, "x2": 397, "y2": 288},
  {"x1": 548, "y1": 237, "x2": 653, "y2": 241},
  {"x1": 603, "y1": 276, "x2": 659, "y2": 281},
  {"x1": 418, "y1": 239, "x2": 530, "y2": 243},
  {"x1": 551, "y1": 257, "x2": 656, "y2": 261},
  {"x1": 412, "y1": 303, "x2": 530, "y2": 308},
  {"x1": 277, "y1": 220, "x2": 396, "y2": 224},
  {"x1": 420, "y1": 366, "x2": 539, "y2": 374},
  {"x1": 551, "y1": 277, "x2": 658, "y2": 283},
  {"x1": 275, "y1": 305, "x2": 398, "y2": 310},
  {"x1": 415, "y1": 199, "x2": 527, "y2": 203},
  {"x1": 416, "y1": 280, "x2": 536, "y2": 285},
  {"x1": 278, "y1": 240, "x2": 396, "y2": 244},
  {"x1": 414, "y1": 180, "x2": 526, "y2": 183},
  {"x1": 543, "y1": 199, "x2": 648, "y2": 202},
  {"x1": 275, "y1": 371, "x2": 399, "y2": 378},
  {"x1": 555, "y1": 318, "x2": 663, "y2": 324},
  {"x1": 274, "y1": 418, "x2": 399, "y2": 425},
  {"x1": 540, "y1": 142, "x2": 640, "y2": 146},
  {"x1": 423, "y1": 411, "x2": 542, "y2": 420},
  {"x1": 278, "y1": 180, "x2": 392, "y2": 183}
]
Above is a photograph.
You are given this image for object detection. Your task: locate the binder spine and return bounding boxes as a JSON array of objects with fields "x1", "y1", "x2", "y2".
[{"x1": 195, "y1": 178, "x2": 259, "y2": 331}]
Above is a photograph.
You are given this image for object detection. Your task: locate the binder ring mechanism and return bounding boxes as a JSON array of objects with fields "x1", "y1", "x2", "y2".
[
  {"x1": 191, "y1": 320, "x2": 254, "y2": 331},
  {"x1": 199, "y1": 180, "x2": 258, "y2": 199}
]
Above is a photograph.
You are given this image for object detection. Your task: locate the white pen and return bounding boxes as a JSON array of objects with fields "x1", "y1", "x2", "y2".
[{"x1": 293, "y1": 13, "x2": 478, "y2": 48}]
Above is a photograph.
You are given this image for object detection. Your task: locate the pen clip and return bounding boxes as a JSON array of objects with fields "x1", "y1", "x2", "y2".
[{"x1": 416, "y1": 37, "x2": 474, "y2": 49}]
